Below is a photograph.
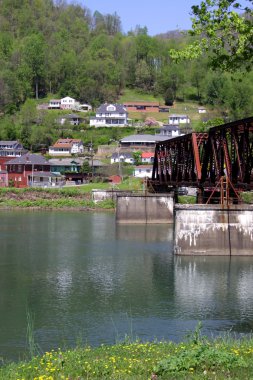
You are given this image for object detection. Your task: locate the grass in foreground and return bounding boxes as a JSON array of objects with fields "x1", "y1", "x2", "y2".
[{"x1": 1, "y1": 335, "x2": 253, "y2": 380}]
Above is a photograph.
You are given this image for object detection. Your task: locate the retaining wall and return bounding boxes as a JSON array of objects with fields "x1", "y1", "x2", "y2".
[
  {"x1": 116, "y1": 194, "x2": 174, "y2": 224},
  {"x1": 92, "y1": 190, "x2": 142, "y2": 203},
  {"x1": 174, "y1": 204, "x2": 253, "y2": 255}
]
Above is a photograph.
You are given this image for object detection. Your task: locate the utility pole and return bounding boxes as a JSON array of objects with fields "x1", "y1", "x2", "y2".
[
  {"x1": 117, "y1": 141, "x2": 122, "y2": 179},
  {"x1": 90, "y1": 137, "x2": 94, "y2": 181}
]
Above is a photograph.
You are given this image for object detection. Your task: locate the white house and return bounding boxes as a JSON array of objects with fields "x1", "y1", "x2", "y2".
[
  {"x1": 120, "y1": 134, "x2": 168, "y2": 148},
  {"x1": 141, "y1": 152, "x2": 154, "y2": 164},
  {"x1": 168, "y1": 114, "x2": 190, "y2": 125},
  {"x1": 78, "y1": 104, "x2": 92, "y2": 112},
  {"x1": 49, "y1": 139, "x2": 84, "y2": 156},
  {"x1": 90, "y1": 104, "x2": 128, "y2": 127},
  {"x1": 58, "y1": 114, "x2": 84, "y2": 125},
  {"x1": 110, "y1": 152, "x2": 134, "y2": 164},
  {"x1": 48, "y1": 99, "x2": 61, "y2": 109},
  {"x1": 134, "y1": 165, "x2": 153, "y2": 178},
  {"x1": 156, "y1": 124, "x2": 182, "y2": 138},
  {"x1": 60, "y1": 96, "x2": 76, "y2": 110}
]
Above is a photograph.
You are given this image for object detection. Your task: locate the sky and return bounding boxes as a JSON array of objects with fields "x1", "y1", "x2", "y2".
[{"x1": 79, "y1": 0, "x2": 202, "y2": 36}]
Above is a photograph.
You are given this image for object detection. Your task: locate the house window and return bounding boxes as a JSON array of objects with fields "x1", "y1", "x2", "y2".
[
  {"x1": 107, "y1": 105, "x2": 116, "y2": 112},
  {"x1": 17, "y1": 165, "x2": 23, "y2": 173}
]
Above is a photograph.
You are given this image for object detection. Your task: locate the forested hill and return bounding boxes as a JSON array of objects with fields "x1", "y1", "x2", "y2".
[{"x1": 0, "y1": 0, "x2": 252, "y2": 120}]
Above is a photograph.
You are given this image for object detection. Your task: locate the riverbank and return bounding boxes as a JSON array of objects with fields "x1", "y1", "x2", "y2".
[
  {"x1": 0, "y1": 186, "x2": 252, "y2": 211},
  {"x1": 0, "y1": 187, "x2": 115, "y2": 210},
  {"x1": 1, "y1": 334, "x2": 253, "y2": 379}
]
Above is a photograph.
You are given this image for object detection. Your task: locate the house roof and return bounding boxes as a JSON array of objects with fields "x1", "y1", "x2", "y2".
[
  {"x1": 141, "y1": 152, "x2": 154, "y2": 158},
  {"x1": 5, "y1": 153, "x2": 49, "y2": 165},
  {"x1": 61, "y1": 96, "x2": 75, "y2": 101},
  {"x1": 120, "y1": 134, "x2": 169, "y2": 143},
  {"x1": 52, "y1": 138, "x2": 83, "y2": 148},
  {"x1": 111, "y1": 152, "x2": 133, "y2": 159},
  {"x1": 88, "y1": 159, "x2": 107, "y2": 167},
  {"x1": 49, "y1": 158, "x2": 88, "y2": 166},
  {"x1": 123, "y1": 101, "x2": 159, "y2": 107},
  {"x1": 96, "y1": 103, "x2": 127, "y2": 114},
  {"x1": 159, "y1": 124, "x2": 179, "y2": 131},
  {"x1": 52, "y1": 143, "x2": 72, "y2": 149},
  {"x1": 0, "y1": 140, "x2": 21, "y2": 147},
  {"x1": 54, "y1": 138, "x2": 82, "y2": 144},
  {"x1": 134, "y1": 165, "x2": 153, "y2": 169}
]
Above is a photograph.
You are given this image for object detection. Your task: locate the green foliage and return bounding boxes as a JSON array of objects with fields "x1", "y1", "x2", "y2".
[
  {"x1": 241, "y1": 191, "x2": 253, "y2": 204},
  {"x1": 178, "y1": 195, "x2": 196, "y2": 204},
  {"x1": 96, "y1": 199, "x2": 115, "y2": 209},
  {"x1": 1, "y1": 336, "x2": 253, "y2": 379},
  {"x1": 170, "y1": 0, "x2": 253, "y2": 72},
  {"x1": 80, "y1": 160, "x2": 91, "y2": 174},
  {"x1": 0, "y1": 0, "x2": 251, "y2": 123},
  {"x1": 132, "y1": 151, "x2": 142, "y2": 165}
]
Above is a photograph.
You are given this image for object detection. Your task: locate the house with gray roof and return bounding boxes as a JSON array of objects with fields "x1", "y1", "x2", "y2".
[
  {"x1": 58, "y1": 113, "x2": 84, "y2": 126},
  {"x1": 168, "y1": 114, "x2": 190, "y2": 125},
  {"x1": 90, "y1": 103, "x2": 128, "y2": 127},
  {"x1": 110, "y1": 152, "x2": 134, "y2": 164},
  {"x1": 5, "y1": 153, "x2": 64, "y2": 188},
  {"x1": 0, "y1": 141, "x2": 27, "y2": 158},
  {"x1": 119, "y1": 134, "x2": 168, "y2": 148},
  {"x1": 156, "y1": 124, "x2": 183, "y2": 138}
]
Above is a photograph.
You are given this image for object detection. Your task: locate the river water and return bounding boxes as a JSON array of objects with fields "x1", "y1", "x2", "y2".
[{"x1": 0, "y1": 210, "x2": 253, "y2": 361}]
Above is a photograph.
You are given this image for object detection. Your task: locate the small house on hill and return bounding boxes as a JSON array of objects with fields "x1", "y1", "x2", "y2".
[
  {"x1": 123, "y1": 101, "x2": 159, "y2": 112},
  {"x1": 58, "y1": 113, "x2": 84, "y2": 125},
  {"x1": 168, "y1": 114, "x2": 190, "y2": 125},
  {"x1": 134, "y1": 165, "x2": 153, "y2": 178},
  {"x1": 141, "y1": 152, "x2": 154, "y2": 164},
  {"x1": 49, "y1": 139, "x2": 84, "y2": 156},
  {"x1": 156, "y1": 124, "x2": 181, "y2": 138},
  {"x1": 110, "y1": 152, "x2": 134, "y2": 164},
  {"x1": 120, "y1": 134, "x2": 168, "y2": 148},
  {"x1": 0, "y1": 141, "x2": 27, "y2": 171},
  {"x1": 90, "y1": 103, "x2": 128, "y2": 127}
]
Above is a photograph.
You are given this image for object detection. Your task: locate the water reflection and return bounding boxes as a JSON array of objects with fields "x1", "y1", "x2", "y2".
[
  {"x1": 174, "y1": 256, "x2": 253, "y2": 326},
  {"x1": 0, "y1": 211, "x2": 253, "y2": 362}
]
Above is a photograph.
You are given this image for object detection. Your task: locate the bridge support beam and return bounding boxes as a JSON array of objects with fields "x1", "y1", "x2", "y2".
[{"x1": 174, "y1": 204, "x2": 253, "y2": 255}]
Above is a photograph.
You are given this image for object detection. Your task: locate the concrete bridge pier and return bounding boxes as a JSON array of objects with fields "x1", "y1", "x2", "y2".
[
  {"x1": 174, "y1": 204, "x2": 253, "y2": 255},
  {"x1": 116, "y1": 194, "x2": 174, "y2": 224}
]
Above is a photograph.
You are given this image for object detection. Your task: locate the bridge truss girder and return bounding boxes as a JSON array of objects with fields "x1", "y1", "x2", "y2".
[{"x1": 150, "y1": 117, "x2": 253, "y2": 196}]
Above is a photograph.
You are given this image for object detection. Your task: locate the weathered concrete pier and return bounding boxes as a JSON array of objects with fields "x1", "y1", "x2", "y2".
[
  {"x1": 174, "y1": 204, "x2": 253, "y2": 255},
  {"x1": 116, "y1": 194, "x2": 174, "y2": 224},
  {"x1": 115, "y1": 194, "x2": 253, "y2": 255}
]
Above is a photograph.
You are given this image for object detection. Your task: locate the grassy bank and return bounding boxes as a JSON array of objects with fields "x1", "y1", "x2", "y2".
[
  {"x1": 1, "y1": 334, "x2": 253, "y2": 379},
  {"x1": 0, "y1": 187, "x2": 115, "y2": 210}
]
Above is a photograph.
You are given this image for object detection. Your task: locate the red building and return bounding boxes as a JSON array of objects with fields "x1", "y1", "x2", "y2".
[
  {"x1": 6, "y1": 153, "x2": 51, "y2": 188},
  {"x1": 123, "y1": 101, "x2": 160, "y2": 112}
]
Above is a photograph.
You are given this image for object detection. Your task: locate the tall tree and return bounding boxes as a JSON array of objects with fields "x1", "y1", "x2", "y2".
[{"x1": 22, "y1": 33, "x2": 46, "y2": 99}]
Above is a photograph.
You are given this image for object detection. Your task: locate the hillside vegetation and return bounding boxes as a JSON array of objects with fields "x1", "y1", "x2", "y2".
[{"x1": 0, "y1": 0, "x2": 252, "y2": 150}]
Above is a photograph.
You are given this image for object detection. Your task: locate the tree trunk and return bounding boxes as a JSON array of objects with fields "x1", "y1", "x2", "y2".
[{"x1": 35, "y1": 78, "x2": 39, "y2": 100}]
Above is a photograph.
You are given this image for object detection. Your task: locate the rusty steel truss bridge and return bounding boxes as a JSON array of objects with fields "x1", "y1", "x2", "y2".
[{"x1": 148, "y1": 117, "x2": 253, "y2": 204}]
